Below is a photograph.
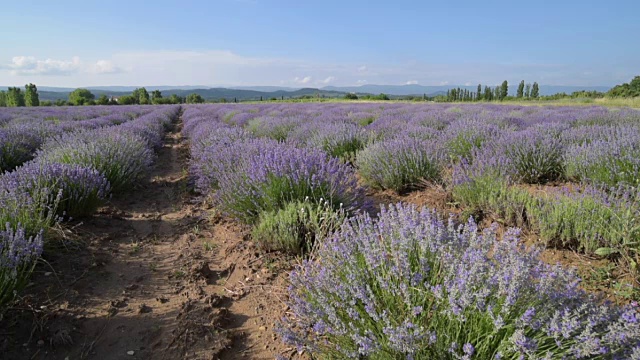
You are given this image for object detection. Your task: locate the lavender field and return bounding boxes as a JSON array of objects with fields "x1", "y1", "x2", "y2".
[{"x1": 2, "y1": 103, "x2": 640, "y2": 358}]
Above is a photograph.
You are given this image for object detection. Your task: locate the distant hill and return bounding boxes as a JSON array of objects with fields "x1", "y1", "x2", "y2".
[
  {"x1": 34, "y1": 87, "x2": 349, "y2": 102},
  {"x1": 228, "y1": 86, "x2": 302, "y2": 92},
  {"x1": 8, "y1": 83, "x2": 615, "y2": 102}
]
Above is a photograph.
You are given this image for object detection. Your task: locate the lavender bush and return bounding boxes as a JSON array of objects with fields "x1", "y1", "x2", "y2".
[
  {"x1": 34, "y1": 128, "x2": 154, "y2": 193},
  {"x1": 191, "y1": 135, "x2": 266, "y2": 194},
  {"x1": 532, "y1": 184, "x2": 640, "y2": 257},
  {"x1": 305, "y1": 122, "x2": 370, "y2": 162},
  {"x1": 0, "y1": 126, "x2": 44, "y2": 171},
  {"x1": 252, "y1": 199, "x2": 347, "y2": 254},
  {"x1": 441, "y1": 119, "x2": 501, "y2": 162},
  {"x1": 213, "y1": 140, "x2": 368, "y2": 223},
  {"x1": 0, "y1": 182, "x2": 61, "y2": 238},
  {"x1": 246, "y1": 116, "x2": 301, "y2": 141},
  {"x1": 451, "y1": 173, "x2": 536, "y2": 227},
  {"x1": 2, "y1": 162, "x2": 111, "y2": 218},
  {"x1": 280, "y1": 204, "x2": 640, "y2": 359},
  {"x1": 565, "y1": 137, "x2": 640, "y2": 187},
  {"x1": 0, "y1": 225, "x2": 44, "y2": 311},
  {"x1": 357, "y1": 136, "x2": 443, "y2": 193},
  {"x1": 458, "y1": 129, "x2": 565, "y2": 185}
]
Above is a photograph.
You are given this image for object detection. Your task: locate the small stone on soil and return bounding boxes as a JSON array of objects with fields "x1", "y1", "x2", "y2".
[
  {"x1": 138, "y1": 303, "x2": 152, "y2": 314},
  {"x1": 125, "y1": 284, "x2": 139, "y2": 291}
]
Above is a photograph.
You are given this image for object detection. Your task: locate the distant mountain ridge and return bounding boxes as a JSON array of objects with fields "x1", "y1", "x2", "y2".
[
  {"x1": 4, "y1": 83, "x2": 613, "y2": 102},
  {"x1": 31, "y1": 87, "x2": 348, "y2": 102}
]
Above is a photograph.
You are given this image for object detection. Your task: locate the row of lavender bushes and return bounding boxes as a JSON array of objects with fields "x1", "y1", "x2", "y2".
[
  {"x1": 0, "y1": 105, "x2": 179, "y2": 313},
  {"x1": 185, "y1": 103, "x2": 640, "y2": 358},
  {"x1": 183, "y1": 105, "x2": 367, "y2": 254}
]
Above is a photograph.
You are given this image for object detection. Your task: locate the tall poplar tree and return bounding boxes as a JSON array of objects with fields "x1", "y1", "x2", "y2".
[
  {"x1": 517, "y1": 80, "x2": 525, "y2": 98},
  {"x1": 6, "y1": 87, "x2": 25, "y2": 107},
  {"x1": 500, "y1": 80, "x2": 509, "y2": 100},
  {"x1": 531, "y1": 82, "x2": 540, "y2": 98},
  {"x1": 484, "y1": 86, "x2": 492, "y2": 101},
  {"x1": 25, "y1": 83, "x2": 39, "y2": 106}
]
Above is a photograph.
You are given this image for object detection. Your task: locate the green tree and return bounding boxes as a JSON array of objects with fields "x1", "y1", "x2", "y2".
[
  {"x1": 169, "y1": 94, "x2": 183, "y2": 104},
  {"x1": 483, "y1": 86, "x2": 492, "y2": 101},
  {"x1": 55, "y1": 99, "x2": 68, "y2": 106},
  {"x1": 608, "y1": 76, "x2": 640, "y2": 97},
  {"x1": 6, "y1": 87, "x2": 25, "y2": 107},
  {"x1": 500, "y1": 80, "x2": 508, "y2": 100},
  {"x1": 68, "y1": 88, "x2": 95, "y2": 106},
  {"x1": 494, "y1": 85, "x2": 501, "y2": 100},
  {"x1": 96, "y1": 94, "x2": 110, "y2": 105},
  {"x1": 531, "y1": 82, "x2": 540, "y2": 99},
  {"x1": 0, "y1": 91, "x2": 6, "y2": 107},
  {"x1": 477, "y1": 84, "x2": 482, "y2": 101},
  {"x1": 24, "y1": 83, "x2": 39, "y2": 106},
  {"x1": 40, "y1": 100, "x2": 52, "y2": 106},
  {"x1": 186, "y1": 93, "x2": 205, "y2": 104},
  {"x1": 525, "y1": 83, "x2": 532, "y2": 98},
  {"x1": 131, "y1": 87, "x2": 150, "y2": 104},
  {"x1": 344, "y1": 93, "x2": 358, "y2": 100},
  {"x1": 151, "y1": 90, "x2": 163, "y2": 103},
  {"x1": 117, "y1": 95, "x2": 136, "y2": 105},
  {"x1": 517, "y1": 80, "x2": 525, "y2": 98}
]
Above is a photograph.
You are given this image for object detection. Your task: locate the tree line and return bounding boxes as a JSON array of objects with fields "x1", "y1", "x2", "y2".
[
  {"x1": 0, "y1": 85, "x2": 206, "y2": 107},
  {"x1": 2, "y1": 77, "x2": 637, "y2": 107},
  {"x1": 66, "y1": 87, "x2": 206, "y2": 106},
  {"x1": 608, "y1": 76, "x2": 640, "y2": 97},
  {"x1": 0, "y1": 83, "x2": 40, "y2": 107},
  {"x1": 438, "y1": 80, "x2": 540, "y2": 102}
]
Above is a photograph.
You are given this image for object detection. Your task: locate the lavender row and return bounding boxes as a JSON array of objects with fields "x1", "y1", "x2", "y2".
[
  {"x1": 183, "y1": 105, "x2": 369, "y2": 227},
  {"x1": 0, "y1": 105, "x2": 158, "y2": 172}
]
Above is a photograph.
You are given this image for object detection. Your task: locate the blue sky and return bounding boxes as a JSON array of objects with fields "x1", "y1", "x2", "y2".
[{"x1": 1, "y1": 0, "x2": 638, "y2": 87}]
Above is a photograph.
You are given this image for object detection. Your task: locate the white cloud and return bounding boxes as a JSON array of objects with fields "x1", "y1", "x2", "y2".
[
  {"x1": 406, "y1": 80, "x2": 418, "y2": 85},
  {"x1": 4, "y1": 56, "x2": 81, "y2": 76},
  {"x1": 357, "y1": 65, "x2": 367, "y2": 72},
  {"x1": 91, "y1": 60, "x2": 124, "y2": 74},
  {"x1": 319, "y1": 76, "x2": 335, "y2": 84},
  {"x1": 439, "y1": 81, "x2": 450, "y2": 85},
  {"x1": 356, "y1": 79, "x2": 368, "y2": 85},
  {"x1": 294, "y1": 76, "x2": 312, "y2": 84},
  {"x1": 464, "y1": 82, "x2": 472, "y2": 86}
]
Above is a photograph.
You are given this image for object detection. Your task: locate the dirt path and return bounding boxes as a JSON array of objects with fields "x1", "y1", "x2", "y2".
[{"x1": 1, "y1": 114, "x2": 298, "y2": 359}]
